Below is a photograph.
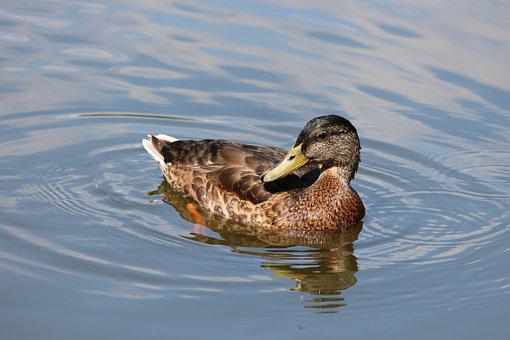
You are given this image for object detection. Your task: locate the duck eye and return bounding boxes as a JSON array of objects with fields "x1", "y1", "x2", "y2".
[{"x1": 316, "y1": 132, "x2": 327, "y2": 140}]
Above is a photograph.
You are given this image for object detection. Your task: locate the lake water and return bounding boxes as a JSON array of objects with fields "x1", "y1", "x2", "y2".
[{"x1": 1, "y1": 1, "x2": 509, "y2": 338}]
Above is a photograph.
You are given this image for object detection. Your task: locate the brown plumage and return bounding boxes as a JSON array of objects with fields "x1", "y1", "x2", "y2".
[
  {"x1": 142, "y1": 115, "x2": 365, "y2": 231},
  {"x1": 152, "y1": 180, "x2": 363, "y2": 248}
]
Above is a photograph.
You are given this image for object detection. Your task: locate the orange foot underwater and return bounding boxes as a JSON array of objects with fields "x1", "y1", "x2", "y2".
[{"x1": 186, "y1": 203, "x2": 207, "y2": 234}]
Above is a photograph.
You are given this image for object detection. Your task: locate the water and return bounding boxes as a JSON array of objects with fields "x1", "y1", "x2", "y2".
[{"x1": 1, "y1": 1, "x2": 509, "y2": 338}]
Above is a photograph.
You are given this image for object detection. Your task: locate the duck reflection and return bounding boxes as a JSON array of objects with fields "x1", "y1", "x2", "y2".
[{"x1": 150, "y1": 181, "x2": 362, "y2": 312}]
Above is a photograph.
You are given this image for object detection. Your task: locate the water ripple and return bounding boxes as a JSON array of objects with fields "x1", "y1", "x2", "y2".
[
  {"x1": 0, "y1": 110, "x2": 508, "y2": 314},
  {"x1": 0, "y1": 0, "x2": 509, "y2": 332}
]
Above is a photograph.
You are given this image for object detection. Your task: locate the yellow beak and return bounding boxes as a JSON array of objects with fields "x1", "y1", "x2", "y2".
[{"x1": 261, "y1": 144, "x2": 308, "y2": 182}]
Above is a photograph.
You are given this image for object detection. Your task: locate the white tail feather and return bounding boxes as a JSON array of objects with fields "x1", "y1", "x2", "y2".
[
  {"x1": 155, "y1": 134, "x2": 178, "y2": 143},
  {"x1": 141, "y1": 134, "x2": 178, "y2": 165}
]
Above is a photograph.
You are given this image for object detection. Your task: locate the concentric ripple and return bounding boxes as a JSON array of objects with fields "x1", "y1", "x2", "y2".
[
  {"x1": 1, "y1": 0, "x2": 510, "y2": 337},
  {"x1": 1, "y1": 109, "x2": 508, "y2": 317},
  {"x1": 0, "y1": 109, "x2": 508, "y2": 313},
  {"x1": 357, "y1": 138, "x2": 508, "y2": 263}
]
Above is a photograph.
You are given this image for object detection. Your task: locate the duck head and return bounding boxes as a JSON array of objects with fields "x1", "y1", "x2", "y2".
[{"x1": 261, "y1": 115, "x2": 361, "y2": 182}]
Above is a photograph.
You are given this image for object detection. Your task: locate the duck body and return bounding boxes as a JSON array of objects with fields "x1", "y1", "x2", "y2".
[{"x1": 143, "y1": 115, "x2": 365, "y2": 231}]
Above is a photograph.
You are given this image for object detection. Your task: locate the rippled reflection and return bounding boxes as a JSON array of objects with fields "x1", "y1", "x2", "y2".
[{"x1": 153, "y1": 180, "x2": 361, "y2": 311}]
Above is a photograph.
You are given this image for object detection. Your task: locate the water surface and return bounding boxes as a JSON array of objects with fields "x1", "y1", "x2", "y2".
[{"x1": 1, "y1": 1, "x2": 509, "y2": 339}]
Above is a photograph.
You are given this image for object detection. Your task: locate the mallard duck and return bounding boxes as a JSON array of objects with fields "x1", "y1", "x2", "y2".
[{"x1": 142, "y1": 115, "x2": 364, "y2": 231}]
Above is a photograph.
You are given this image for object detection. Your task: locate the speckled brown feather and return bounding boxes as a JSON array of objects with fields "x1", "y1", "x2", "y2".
[
  {"x1": 267, "y1": 167, "x2": 365, "y2": 230},
  {"x1": 154, "y1": 138, "x2": 314, "y2": 202},
  {"x1": 149, "y1": 136, "x2": 364, "y2": 230},
  {"x1": 155, "y1": 179, "x2": 363, "y2": 248}
]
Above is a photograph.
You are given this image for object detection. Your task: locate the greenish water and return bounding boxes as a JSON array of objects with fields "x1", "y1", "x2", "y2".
[{"x1": 0, "y1": 1, "x2": 509, "y2": 339}]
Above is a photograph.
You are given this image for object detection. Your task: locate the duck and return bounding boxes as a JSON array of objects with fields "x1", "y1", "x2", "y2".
[{"x1": 142, "y1": 114, "x2": 364, "y2": 231}]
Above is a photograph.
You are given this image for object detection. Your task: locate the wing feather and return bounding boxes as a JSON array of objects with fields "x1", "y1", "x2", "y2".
[{"x1": 154, "y1": 138, "x2": 317, "y2": 204}]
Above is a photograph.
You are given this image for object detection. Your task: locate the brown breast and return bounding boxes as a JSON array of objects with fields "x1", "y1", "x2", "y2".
[{"x1": 268, "y1": 167, "x2": 365, "y2": 230}]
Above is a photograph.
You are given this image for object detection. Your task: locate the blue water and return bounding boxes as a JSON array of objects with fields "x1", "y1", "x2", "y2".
[{"x1": 0, "y1": 1, "x2": 509, "y2": 338}]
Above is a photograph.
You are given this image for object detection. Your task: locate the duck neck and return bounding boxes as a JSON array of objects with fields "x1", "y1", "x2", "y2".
[
  {"x1": 292, "y1": 166, "x2": 364, "y2": 228},
  {"x1": 312, "y1": 166, "x2": 351, "y2": 192}
]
